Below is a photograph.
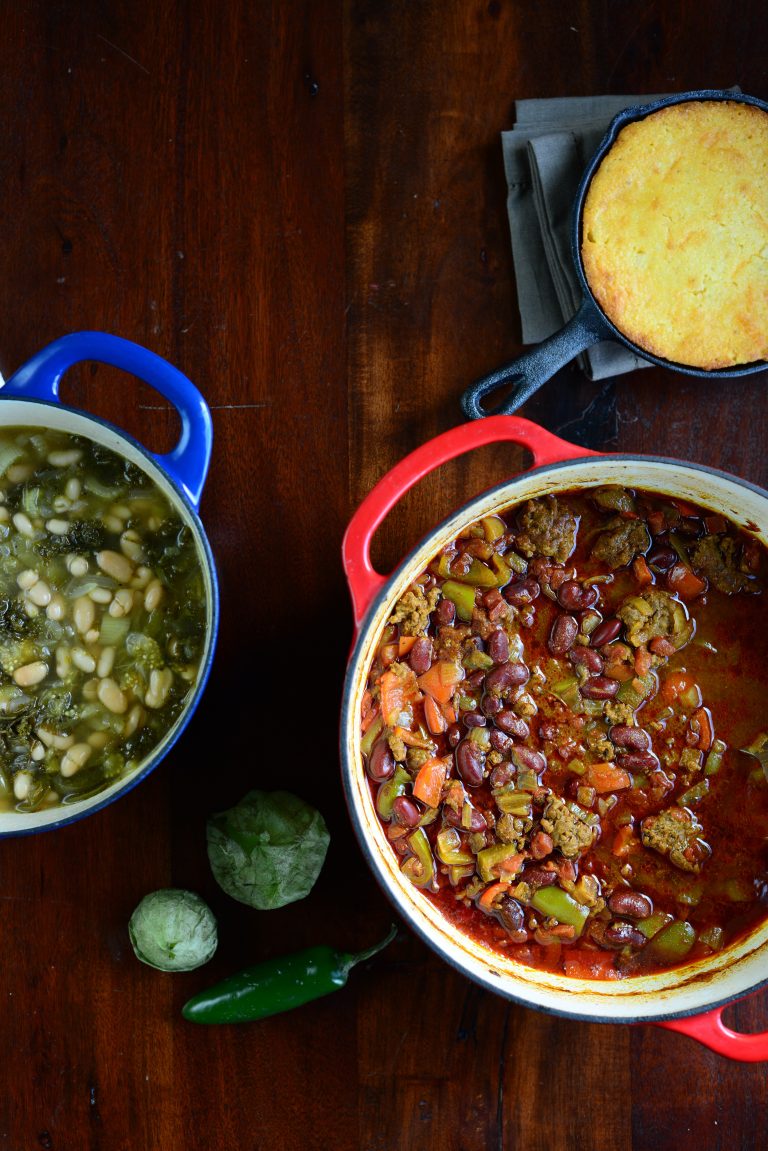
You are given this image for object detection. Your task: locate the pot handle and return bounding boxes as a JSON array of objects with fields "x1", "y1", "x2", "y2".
[
  {"x1": 655, "y1": 1004, "x2": 768, "y2": 1062},
  {"x1": 342, "y1": 414, "x2": 597, "y2": 629},
  {"x1": 2, "y1": 332, "x2": 213, "y2": 510},
  {"x1": 460, "y1": 299, "x2": 610, "y2": 419}
]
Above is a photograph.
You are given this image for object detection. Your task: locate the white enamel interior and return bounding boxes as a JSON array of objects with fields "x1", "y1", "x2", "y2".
[
  {"x1": 0, "y1": 398, "x2": 217, "y2": 835},
  {"x1": 342, "y1": 455, "x2": 768, "y2": 1021}
]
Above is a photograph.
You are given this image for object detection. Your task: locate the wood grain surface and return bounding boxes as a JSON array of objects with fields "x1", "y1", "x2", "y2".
[{"x1": 0, "y1": 2, "x2": 765, "y2": 1148}]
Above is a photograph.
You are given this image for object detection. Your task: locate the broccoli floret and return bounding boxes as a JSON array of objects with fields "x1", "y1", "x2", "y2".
[
  {"x1": 0, "y1": 599, "x2": 33, "y2": 637},
  {"x1": 0, "y1": 635, "x2": 40, "y2": 675},
  {"x1": 125, "y1": 633, "x2": 164, "y2": 673}
]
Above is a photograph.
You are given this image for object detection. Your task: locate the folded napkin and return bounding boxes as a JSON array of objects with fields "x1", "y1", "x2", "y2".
[{"x1": 502, "y1": 94, "x2": 670, "y2": 380}]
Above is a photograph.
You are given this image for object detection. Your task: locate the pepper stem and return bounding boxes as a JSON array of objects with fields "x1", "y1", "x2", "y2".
[{"x1": 339, "y1": 923, "x2": 398, "y2": 977}]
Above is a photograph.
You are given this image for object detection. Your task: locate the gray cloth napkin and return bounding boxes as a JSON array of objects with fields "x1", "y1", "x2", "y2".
[{"x1": 502, "y1": 94, "x2": 669, "y2": 380}]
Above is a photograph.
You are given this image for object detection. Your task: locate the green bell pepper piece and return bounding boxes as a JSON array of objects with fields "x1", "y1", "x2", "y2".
[
  {"x1": 530, "y1": 886, "x2": 590, "y2": 936},
  {"x1": 441, "y1": 580, "x2": 477, "y2": 622}
]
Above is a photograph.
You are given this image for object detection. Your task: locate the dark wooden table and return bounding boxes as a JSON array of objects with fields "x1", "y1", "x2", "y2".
[{"x1": 0, "y1": 2, "x2": 766, "y2": 1148}]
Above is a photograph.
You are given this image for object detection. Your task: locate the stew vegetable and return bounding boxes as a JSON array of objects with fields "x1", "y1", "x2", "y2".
[{"x1": 360, "y1": 486, "x2": 768, "y2": 979}]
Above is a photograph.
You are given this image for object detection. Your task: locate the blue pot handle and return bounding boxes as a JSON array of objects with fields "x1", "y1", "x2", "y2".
[
  {"x1": 461, "y1": 299, "x2": 611, "y2": 419},
  {"x1": 2, "y1": 332, "x2": 213, "y2": 510}
]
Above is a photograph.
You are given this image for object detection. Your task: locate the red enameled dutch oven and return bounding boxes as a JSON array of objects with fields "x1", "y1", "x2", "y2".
[{"x1": 340, "y1": 415, "x2": 768, "y2": 1061}]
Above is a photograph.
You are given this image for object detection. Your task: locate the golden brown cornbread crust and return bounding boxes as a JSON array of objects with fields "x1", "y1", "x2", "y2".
[{"x1": 581, "y1": 100, "x2": 768, "y2": 369}]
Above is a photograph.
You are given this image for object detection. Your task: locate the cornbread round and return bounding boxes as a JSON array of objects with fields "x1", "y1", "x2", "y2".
[{"x1": 581, "y1": 100, "x2": 768, "y2": 369}]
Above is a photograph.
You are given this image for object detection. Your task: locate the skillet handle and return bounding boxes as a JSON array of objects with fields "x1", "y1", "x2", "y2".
[
  {"x1": 342, "y1": 414, "x2": 598, "y2": 630},
  {"x1": 2, "y1": 332, "x2": 213, "y2": 511},
  {"x1": 461, "y1": 299, "x2": 610, "y2": 419},
  {"x1": 655, "y1": 1004, "x2": 768, "y2": 1062}
]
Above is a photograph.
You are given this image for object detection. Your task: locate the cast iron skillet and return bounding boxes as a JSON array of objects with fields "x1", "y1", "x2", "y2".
[{"x1": 461, "y1": 89, "x2": 768, "y2": 420}]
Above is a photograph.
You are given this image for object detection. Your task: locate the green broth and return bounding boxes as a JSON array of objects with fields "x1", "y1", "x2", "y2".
[{"x1": 0, "y1": 427, "x2": 208, "y2": 812}]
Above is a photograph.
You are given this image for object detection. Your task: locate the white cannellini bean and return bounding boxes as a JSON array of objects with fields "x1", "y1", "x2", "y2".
[
  {"x1": 48, "y1": 449, "x2": 83, "y2": 467},
  {"x1": 119, "y1": 530, "x2": 144, "y2": 562},
  {"x1": 60, "y1": 743, "x2": 92, "y2": 777},
  {"x1": 7, "y1": 463, "x2": 32, "y2": 484},
  {"x1": 124, "y1": 704, "x2": 146, "y2": 736},
  {"x1": 71, "y1": 648, "x2": 96, "y2": 674},
  {"x1": 98, "y1": 678, "x2": 127, "y2": 714},
  {"x1": 87, "y1": 731, "x2": 110, "y2": 749},
  {"x1": 46, "y1": 594, "x2": 66, "y2": 621},
  {"x1": 23, "y1": 601, "x2": 39, "y2": 618},
  {"x1": 144, "y1": 580, "x2": 164, "y2": 611},
  {"x1": 88, "y1": 587, "x2": 113, "y2": 605},
  {"x1": 13, "y1": 771, "x2": 33, "y2": 800},
  {"x1": 13, "y1": 661, "x2": 48, "y2": 687},
  {"x1": 97, "y1": 646, "x2": 116, "y2": 678},
  {"x1": 65, "y1": 477, "x2": 81, "y2": 500},
  {"x1": 145, "y1": 668, "x2": 173, "y2": 709},
  {"x1": 45, "y1": 518, "x2": 70, "y2": 535},
  {"x1": 27, "y1": 580, "x2": 51, "y2": 607},
  {"x1": 30, "y1": 741, "x2": 46, "y2": 762},
  {"x1": 55, "y1": 646, "x2": 72, "y2": 677},
  {"x1": 67, "y1": 555, "x2": 89, "y2": 577},
  {"x1": 84, "y1": 629, "x2": 100, "y2": 645},
  {"x1": 96, "y1": 549, "x2": 134, "y2": 583},
  {"x1": 37, "y1": 727, "x2": 74, "y2": 751},
  {"x1": 73, "y1": 595, "x2": 96, "y2": 635},
  {"x1": 16, "y1": 569, "x2": 38, "y2": 590},
  {"x1": 82, "y1": 678, "x2": 99, "y2": 701},
  {"x1": 103, "y1": 515, "x2": 123, "y2": 533},
  {"x1": 109, "y1": 588, "x2": 135, "y2": 617},
  {"x1": 0, "y1": 506, "x2": 9, "y2": 522},
  {"x1": 131, "y1": 566, "x2": 153, "y2": 589},
  {"x1": 12, "y1": 512, "x2": 35, "y2": 538}
]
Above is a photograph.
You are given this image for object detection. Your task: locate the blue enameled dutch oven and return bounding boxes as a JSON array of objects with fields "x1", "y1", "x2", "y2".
[
  {"x1": 0, "y1": 332, "x2": 219, "y2": 835},
  {"x1": 461, "y1": 89, "x2": 768, "y2": 419}
]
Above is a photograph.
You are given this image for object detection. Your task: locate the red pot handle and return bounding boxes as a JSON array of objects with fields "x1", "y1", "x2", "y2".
[
  {"x1": 342, "y1": 415, "x2": 597, "y2": 630},
  {"x1": 655, "y1": 1002, "x2": 768, "y2": 1062}
]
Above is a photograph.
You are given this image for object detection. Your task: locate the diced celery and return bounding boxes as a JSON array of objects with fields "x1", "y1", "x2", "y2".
[
  {"x1": 435, "y1": 828, "x2": 474, "y2": 866},
  {"x1": 477, "y1": 843, "x2": 524, "y2": 883},
  {"x1": 492, "y1": 788, "x2": 532, "y2": 817},
  {"x1": 481, "y1": 515, "x2": 506, "y2": 542},
  {"x1": 99, "y1": 614, "x2": 130, "y2": 647},
  {"x1": 375, "y1": 766, "x2": 409, "y2": 820},
  {"x1": 678, "y1": 779, "x2": 710, "y2": 808},
  {"x1": 360, "y1": 714, "x2": 383, "y2": 758},
  {"x1": 698, "y1": 925, "x2": 724, "y2": 952},
  {"x1": 637, "y1": 910, "x2": 674, "y2": 940},
  {"x1": 704, "y1": 738, "x2": 727, "y2": 776}
]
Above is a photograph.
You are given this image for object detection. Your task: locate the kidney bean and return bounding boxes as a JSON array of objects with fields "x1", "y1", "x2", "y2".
[
  {"x1": 504, "y1": 577, "x2": 540, "y2": 605},
  {"x1": 490, "y1": 760, "x2": 515, "y2": 786},
  {"x1": 647, "y1": 545, "x2": 677, "y2": 571},
  {"x1": 607, "y1": 890, "x2": 654, "y2": 920},
  {"x1": 456, "y1": 739, "x2": 485, "y2": 787},
  {"x1": 485, "y1": 661, "x2": 529, "y2": 693},
  {"x1": 678, "y1": 515, "x2": 704, "y2": 538},
  {"x1": 569, "y1": 646, "x2": 604, "y2": 675},
  {"x1": 589, "y1": 617, "x2": 622, "y2": 647},
  {"x1": 463, "y1": 710, "x2": 487, "y2": 728},
  {"x1": 529, "y1": 831, "x2": 554, "y2": 860},
  {"x1": 556, "y1": 580, "x2": 599, "y2": 611},
  {"x1": 616, "y1": 750, "x2": 659, "y2": 771},
  {"x1": 548, "y1": 614, "x2": 579, "y2": 656},
  {"x1": 602, "y1": 920, "x2": 647, "y2": 949},
  {"x1": 497, "y1": 895, "x2": 526, "y2": 937},
  {"x1": 609, "y1": 724, "x2": 651, "y2": 751},
  {"x1": 511, "y1": 745, "x2": 546, "y2": 774},
  {"x1": 580, "y1": 676, "x2": 620, "y2": 700},
  {"x1": 408, "y1": 636, "x2": 433, "y2": 675},
  {"x1": 538, "y1": 719, "x2": 557, "y2": 741},
  {"x1": 481, "y1": 693, "x2": 503, "y2": 718},
  {"x1": 446, "y1": 723, "x2": 462, "y2": 748},
  {"x1": 465, "y1": 668, "x2": 487, "y2": 691},
  {"x1": 524, "y1": 868, "x2": 558, "y2": 893},
  {"x1": 367, "y1": 738, "x2": 395, "y2": 782},
  {"x1": 445, "y1": 805, "x2": 487, "y2": 833},
  {"x1": 488, "y1": 628, "x2": 510, "y2": 664},
  {"x1": 391, "y1": 796, "x2": 421, "y2": 828},
  {"x1": 495, "y1": 711, "x2": 530, "y2": 740},
  {"x1": 436, "y1": 598, "x2": 456, "y2": 626}
]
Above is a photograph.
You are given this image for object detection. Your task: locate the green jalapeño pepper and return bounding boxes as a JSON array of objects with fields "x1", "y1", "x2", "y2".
[{"x1": 182, "y1": 925, "x2": 397, "y2": 1025}]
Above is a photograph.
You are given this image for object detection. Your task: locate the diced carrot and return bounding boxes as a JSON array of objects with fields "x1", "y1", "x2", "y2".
[
  {"x1": 412, "y1": 756, "x2": 449, "y2": 808},
  {"x1": 423, "y1": 695, "x2": 448, "y2": 735},
  {"x1": 667, "y1": 562, "x2": 707, "y2": 600},
  {"x1": 478, "y1": 881, "x2": 512, "y2": 912},
  {"x1": 361, "y1": 692, "x2": 380, "y2": 735},
  {"x1": 498, "y1": 852, "x2": 525, "y2": 875},
  {"x1": 398, "y1": 635, "x2": 417, "y2": 656},
  {"x1": 360, "y1": 689, "x2": 373, "y2": 721},
  {"x1": 647, "y1": 510, "x2": 665, "y2": 535},
  {"x1": 661, "y1": 670, "x2": 698, "y2": 705},
  {"x1": 563, "y1": 950, "x2": 620, "y2": 980},
  {"x1": 417, "y1": 660, "x2": 464, "y2": 704},
  {"x1": 689, "y1": 707, "x2": 713, "y2": 751},
  {"x1": 379, "y1": 667, "x2": 420, "y2": 727},
  {"x1": 671, "y1": 498, "x2": 700, "y2": 517},
  {"x1": 440, "y1": 703, "x2": 457, "y2": 725},
  {"x1": 632, "y1": 555, "x2": 653, "y2": 587},
  {"x1": 612, "y1": 825, "x2": 636, "y2": 856},
  {"x1": 602, "y1": 660, "x2": 635, "y2": 682},
  {"x1": 704, "y1": 514, "x2": 727, "y2": 535},
  {"x1": 649, "y1": 636, "x2": 676, "y2": 657},
  {"x1": 634, "y1": 646, "x2": 653, "y2": 677},
  {"x1": 585, "y1": 761, "x2": 632, "y2": 793},
  {"x1": 379, "y1": 642, "x2": 399, "y2": 667}
]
